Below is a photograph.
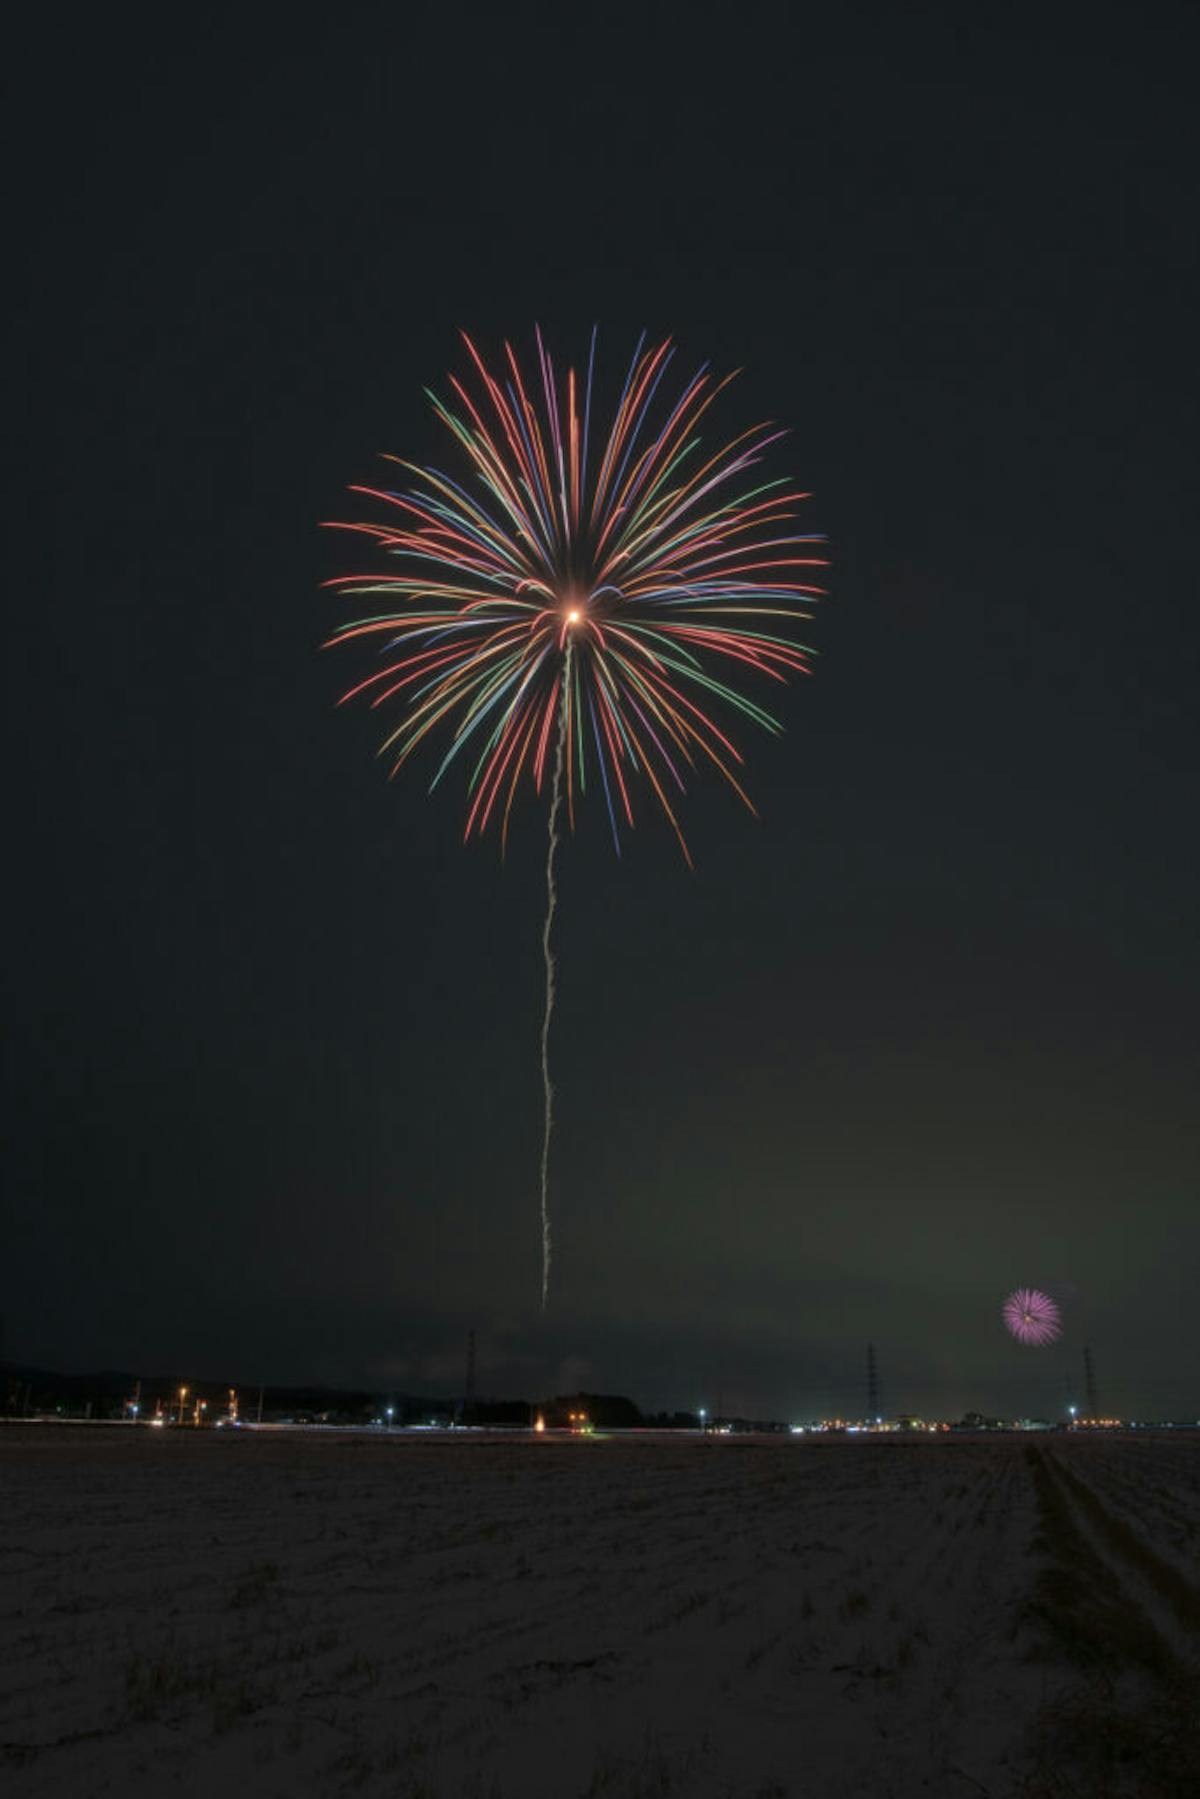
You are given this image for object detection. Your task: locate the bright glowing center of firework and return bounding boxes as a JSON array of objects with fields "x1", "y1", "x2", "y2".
[{"x1": 567, "y1": 609, "x2": 581, "y2": 624}]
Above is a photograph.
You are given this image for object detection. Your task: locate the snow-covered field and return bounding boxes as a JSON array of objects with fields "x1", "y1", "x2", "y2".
[{"x1": 3, "y1": 1427, "x2": 1198, "y2": 1797}]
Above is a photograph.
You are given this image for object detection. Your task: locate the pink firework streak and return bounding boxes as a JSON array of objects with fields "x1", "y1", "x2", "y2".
[{"x1": 1002, "y1": 1287, "x2": 1062, "y2": 1347}]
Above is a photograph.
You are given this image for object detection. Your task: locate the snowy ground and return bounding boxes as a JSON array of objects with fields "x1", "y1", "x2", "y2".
[{"x1": 3, "y1": 1427, "x2": 1198, "y2": 1797}]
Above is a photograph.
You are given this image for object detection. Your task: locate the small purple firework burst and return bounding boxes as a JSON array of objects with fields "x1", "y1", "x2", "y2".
[{"x1": 1002, "y1": 1287, "x2": 1062, "y2": 1347}]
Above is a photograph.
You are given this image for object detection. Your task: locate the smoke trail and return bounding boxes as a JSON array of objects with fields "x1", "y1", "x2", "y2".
[{"x1": 539, "y1": 663, "x2": 571, "y2": 1310}]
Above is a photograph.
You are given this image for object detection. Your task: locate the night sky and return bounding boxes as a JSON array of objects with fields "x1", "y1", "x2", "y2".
[{"x1": 6, "y1": 8, "x2": 1198, "y2": 1422}]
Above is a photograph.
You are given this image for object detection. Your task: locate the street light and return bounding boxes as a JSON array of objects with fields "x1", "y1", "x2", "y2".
[{"x1": 699, "y1": 1407, "x2": 707, "y2": 1434}]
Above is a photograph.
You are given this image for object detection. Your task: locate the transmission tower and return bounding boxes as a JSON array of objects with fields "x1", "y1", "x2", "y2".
[
  {"x1": 866, "y1": 1343, "x2": 881, "y2": 1422},
  {"x1": 1083, "y1": 1346, "x2": 1098, "y2": 1419}
]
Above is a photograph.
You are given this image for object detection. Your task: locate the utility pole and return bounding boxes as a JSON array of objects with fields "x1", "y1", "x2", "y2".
[
  {"x1": 866, "y1": 1343, "x2": 881, "y2": 1423},
  {"x1": 463, "y1": 1329, "x2": 476, "y2": 1426},
  {"x1": 256, "y1": 1384, "x2": 264, "y2": 1425}
]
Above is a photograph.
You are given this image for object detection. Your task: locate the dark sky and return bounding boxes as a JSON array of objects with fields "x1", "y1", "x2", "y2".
[{"x1": 6, "y1": 8, "x2": 1198, "y2": 1421}]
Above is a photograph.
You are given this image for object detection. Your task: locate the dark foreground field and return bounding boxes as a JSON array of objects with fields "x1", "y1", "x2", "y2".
[{"x1": 3, "y1": 1428, "x2": 1198, "y2": 1797}]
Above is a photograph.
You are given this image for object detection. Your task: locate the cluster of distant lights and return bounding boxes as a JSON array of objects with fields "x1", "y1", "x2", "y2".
[
  {"x1": 45, "y1": 1407, "x2": 1196, "y2": 1435},
  {"x1": 789, "y1": 1416, "x2": 1136, "y2": 1433},
  {"x1": 789, "y1": 1419, "x2": 945, "y2": 1435},
  {"x1": 108, "y1": 1391, "x2": 1177, "y2": 1435}
]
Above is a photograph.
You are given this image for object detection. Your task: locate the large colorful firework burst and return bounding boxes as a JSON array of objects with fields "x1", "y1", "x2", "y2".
[
  {"x1": 323, "y1": 328, "x2": 825, "y2": 864},
  {"x1": 1002, "y1": 1287, "x2": 1063, "y2": 1347}
]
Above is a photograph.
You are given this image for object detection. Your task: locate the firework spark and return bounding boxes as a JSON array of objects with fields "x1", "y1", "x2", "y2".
[
  {"x1": 1002, "y1": 1287, "x2": 1062, "y2": 1347},
  {"x1": 325, "y1": 329, "x2": 824, "y2": 1303}
]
